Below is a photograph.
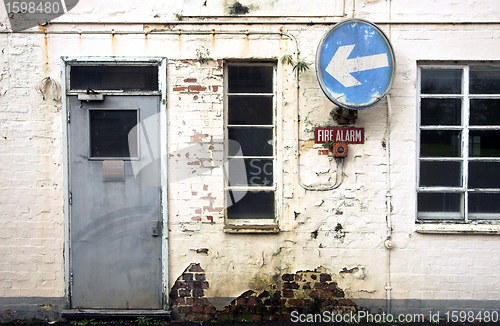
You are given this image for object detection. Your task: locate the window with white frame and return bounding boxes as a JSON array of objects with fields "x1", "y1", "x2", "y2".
[
  {"x1": 418, "y1": 64, "x2": 500, "y2": 221},
  {"x1": 225, "y1": 62, "x2": 276, "y2": 222}
]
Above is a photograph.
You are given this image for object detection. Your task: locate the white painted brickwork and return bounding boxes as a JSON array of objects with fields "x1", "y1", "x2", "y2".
[
  {"x1": 1, "y1": 0, "x2": 500, "y2": 318},
  {"x1": 0, "y1": 33, "x2": 65, "y2": 298}
]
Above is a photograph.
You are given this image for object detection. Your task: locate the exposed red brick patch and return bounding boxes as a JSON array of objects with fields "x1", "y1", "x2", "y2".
[
  {"x1": 203, "y1": 206, "x2": 223, "y2": 213},
  {"x1": 170, "y1": 265, "x2": 356, "y2": 322},
  {"x1": 174, "y1": 86, "x2": 188, "y2": 92},
  {"x1": 184, "y1": 78, "x2": 197, "y2": 83},
  {"x1": 190, "y1": 133, "x2": 209, "y2": 143},
  {"x1": 188, "y1": 85, "x2": 207, "y2": 92},
  {"x1": 201, "y1": 193, "x2": 215, "y2": 200}
]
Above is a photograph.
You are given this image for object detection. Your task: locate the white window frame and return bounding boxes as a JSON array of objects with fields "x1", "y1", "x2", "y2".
[
  {"x1": 223, "y1": 61, "x2": 280, "y2": 232},
  {"x1": 417, "y1": 63, "x2": 500, "y2": 224}
]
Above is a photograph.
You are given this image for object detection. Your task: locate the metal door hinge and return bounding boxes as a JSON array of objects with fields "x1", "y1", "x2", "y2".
[
  {"x1": 67, "y1": 111, "x2": 70, "y2": 124},
  {"x1": 69, "y1": 192, "x2": 72, "y2": 205}
]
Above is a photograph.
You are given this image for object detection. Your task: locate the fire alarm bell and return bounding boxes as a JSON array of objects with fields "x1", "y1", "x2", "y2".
[{"x1": 332, "y1": 143, "x2": 348, "y2": 158}]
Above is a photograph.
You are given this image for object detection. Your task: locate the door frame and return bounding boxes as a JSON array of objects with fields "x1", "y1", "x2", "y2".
[{"x1": 61, "y1": 57, "x2": 169, "y2": 310}]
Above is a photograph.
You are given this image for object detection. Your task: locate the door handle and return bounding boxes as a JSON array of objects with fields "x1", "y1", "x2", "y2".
[{"x1": 151, "y1": 220, "x2": 160, "y2": 236}]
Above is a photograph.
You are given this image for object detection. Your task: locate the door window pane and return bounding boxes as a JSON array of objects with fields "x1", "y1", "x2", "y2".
[
  {"x1": 420, "y1": 130, "x2": 461, "y2": 157},
  {"x1": 470, "y1": 99, "x2": 500, "y2": 126},
  {"x1": 417, "y1": 192, "x2": 462, "y2": 219},
  {"x1": 468, "y1": 193, "x2": 500, "y2": 219},
  {"x1": 421, "y1": 69, "x2": 462, "y2": 94},
  {"x1": 71, "y1": 65, "x2": 158, "y2": 91},
  {"x1": 469, "y1": 130, "x2": 500, "y2": 157},
  {"x1": 420, "y1": 99, "x2": 461, "y2": 126},
  {"x1": 469, "y1": 162, "x2": 500, "y2": 188},
  {"x1": 420, "y1": 161, "x2": 462, "y2": 187},
  {"x1": 469, "y1": 66, "x2": 500, "y2": 94},
  {"x1": 228, "y1": 96, "x2": 273, "y2": 125},
  {"x1": 227, "y1": 191, "x2": 275, "y2": 219},
  {"x1": 90, "y1": 110, "x2": 138, "y2": 158}
]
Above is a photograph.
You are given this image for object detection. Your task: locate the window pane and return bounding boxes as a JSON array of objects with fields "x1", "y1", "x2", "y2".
[
  {"x1": 71, "y1": 66, "x2": 158, "y2": 91},
  {"x1": 470, "y1": 99, "x2": 500, "y2": 126},
  {"x1": 90, "y1": 110, "x2": 138, "y2": 158},
  {"x1": 228, "y1": 96, "x2": 273, "y2": 125},
  {"x1": 228, "y1": 65, "x2": 274, "y2": 93},
  {"x1": 417, "y1": 192, "x2": 462, "y2": 219},
  {"x1": 229, "y1": 158, "x2": 273, "y2": 187},
  {"x1": 421, "y1": 69, "x2": 462, "y2": 94},
  {"x1": 469, "y1": 193, "x2": 500, "y2": 219},
  {"x1": 420, "y1": 161, "x2": 462, "y2": 187},
  {"x1": 469, "y1": 66, "x2": 500, "y2": 94},
  {"x1": 420, "y1": 130, "x2": 461, "y2": 157},
  {"x1": 469, "y1": 162, "x2": 500, "y2": 188},
  {"x1": 469, "y1": 131, "x2": 500, "y2": 157},
  {"x1": 227, "y1": 191, "x2": 275, "y2": 219},
  {"x1": 421, "y1": 98, "x2": 461, "y2": 126},
  {"x1": 228, "y1": 127, "x2": 273, "y2": 157}
]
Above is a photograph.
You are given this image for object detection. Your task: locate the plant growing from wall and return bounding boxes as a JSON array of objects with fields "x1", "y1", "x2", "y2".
[
  {"x1": 281, "y1": 54, "x2": 309, "y2": 77},
  {"x1": 281, "y1": 54, "x2": 294, "y2": 66},
  {"x1": 293, "y1": 60, "x2": 309, "y2": 74},
  {"x1": 175, "y1": 10, "x2": 184, "y2": 21},
  {"x1": 323, "y1": 139, "x2": 335, "y2": 151},
  {"x1": 196, "y1": 46, "x2": 214, "y2": 64}
]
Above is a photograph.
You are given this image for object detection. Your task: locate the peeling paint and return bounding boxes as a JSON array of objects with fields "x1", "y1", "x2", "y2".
[{"x1": 339, "y1": 266, "x2": 366, "y2": 280}]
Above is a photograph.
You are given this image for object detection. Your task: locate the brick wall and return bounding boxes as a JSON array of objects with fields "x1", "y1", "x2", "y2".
[
  {"x1": 170, "y1": 263, "x2": 356, "y2": 322},
  {"x1": 0, "y1": 33, "x2": 64, "y2": 300},
  {"x1": 167, "y1": 59, "x2": 225, "y2": 228},
  {"x1": 1, "y1": 5, "x2": 500, "y2": 320}
]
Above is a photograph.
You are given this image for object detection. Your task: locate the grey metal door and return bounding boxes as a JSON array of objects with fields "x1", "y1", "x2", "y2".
[{"x1": 69, "y1": 95, "x2": 161, "y2": 309}]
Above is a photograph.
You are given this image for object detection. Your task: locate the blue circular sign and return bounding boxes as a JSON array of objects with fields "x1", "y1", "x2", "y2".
[{"x1": 316, "y1": 19, "x2": 396, "y2": 110}]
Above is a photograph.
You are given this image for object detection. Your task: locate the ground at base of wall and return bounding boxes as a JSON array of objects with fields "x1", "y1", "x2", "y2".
[{"x1": 0, "y1": 319, "x2": 497, "y2": 326}]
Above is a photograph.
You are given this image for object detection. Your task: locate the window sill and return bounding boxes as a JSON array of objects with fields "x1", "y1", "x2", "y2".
[
  {"x1": 416, "y1": 223, "x2": 500, "y2": 234},
  {"x1": 223, "y1": 224, "x2": 280, "y2": 234}
]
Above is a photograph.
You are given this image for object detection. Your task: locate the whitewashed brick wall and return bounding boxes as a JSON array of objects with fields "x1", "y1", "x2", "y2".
[
  {"x1": 0, "y1": 33, "x2": 64, "y2": 299},
  {"x1": 1, "y1": 0, "x2": 500, "y2": 319}
]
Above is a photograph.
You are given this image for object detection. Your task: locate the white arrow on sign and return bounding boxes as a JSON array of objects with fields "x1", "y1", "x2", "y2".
[{"x1": 325, "y1": 44, "x2": 389, "y2": 88}]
